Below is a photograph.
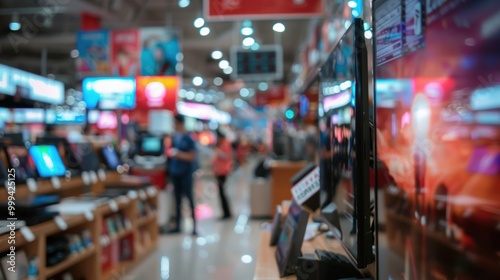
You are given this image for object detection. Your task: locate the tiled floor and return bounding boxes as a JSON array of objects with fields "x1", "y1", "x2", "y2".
[{"x1": 129, "y1": 163, "x2": 264, "y2": 280}]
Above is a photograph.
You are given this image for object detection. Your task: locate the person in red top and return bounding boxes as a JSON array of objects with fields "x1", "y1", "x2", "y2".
[{"x1": 213, "y1": 130, "x2": 233, "y2": 219}]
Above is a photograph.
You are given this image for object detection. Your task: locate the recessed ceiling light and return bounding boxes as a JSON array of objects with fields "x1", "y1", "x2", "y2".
[
  {"x1": 194, "y1": 18, "x2": 205, "y2": 28},
  {"x1": 241, "y1": 27, "x2": 253, "y2": 36},
  {"x1": 211, "y1": 50, "x2": 223, "y2": 60},
  {"x1": 223, "y1": 66, "x2": 233, "y2": 75},
  {"x1": 200, "y1": 27, "x2": 210, "y2": 36},
  {"x1": 242, "y1": 37, "x2": 255, "y2": 47},
  {"x1": 250, "y1": 43, "x2": 260, "y2": 50},
  {"x1": 218, "y1": 60, "x2": 229, "y2": 69},
  {"x1": 192, "y1": 76, "x2": 203, "y2": 86},
  {"x1": 272, "y1": 23, "x2": 285, "y2": 33},
  {"x1": 348, "y1": 0, "x2": 357, "y2": 8}
]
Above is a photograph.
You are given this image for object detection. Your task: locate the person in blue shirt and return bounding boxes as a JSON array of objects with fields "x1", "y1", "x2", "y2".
[{"x1": 167, "y1": 114, "x2": 197, "y2": 235}]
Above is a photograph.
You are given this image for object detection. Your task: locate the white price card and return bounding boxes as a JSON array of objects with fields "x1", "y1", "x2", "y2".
[
  {"x1": 127, "y1": 190, "x2": 138, "y2": 200},
  {"x1": 139, "y1": 190, "x2": 147, "y2": 200},
  {"x1": 89, "y1": 171, "x2": 98, "y2": 184},
  {"x1": 81, "y1": 171, "x2": 91, "y2": 185},
  {"x1": 20, "y1": 227, "x2": 35, "y2": 242},
  {"x1": 84, "y1": 211, "x2": 94, "y2": 222},
  {"x1": 98, "y1": 169, "x2": 107, "y2": 181},
  {"x1": 147, "y1": 187, "x2": 157, "y2": 197},
  {"x1": 291, "y1": 166, "x2": 320, "y2": 205},
  {"x1": 109, "y1": 200, "x2": 119, "y2": 212},
  {"x1": 54, "y1": 216, "x2": 68, "y2": 231},
  {"x1": 51, "y1": 177, "x2": 61, "y2": 189},
  {"x1": 26, "y1": 178, "x2": 38, "y2": 192},
  {"x1": 119, "y1": 196, "x2": 129, "y2": 204}
]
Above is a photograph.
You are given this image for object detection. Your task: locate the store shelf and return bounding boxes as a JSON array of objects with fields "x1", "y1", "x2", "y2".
[
  {"x1": 137, "y1": 213, "x2": 157, "y2": 227},
  {"x1": 45, "y1": 246, "x2": 96, "y2": 278},
  {"x1": 108, "y1": 228, "x2": 134, "y2": 243}
]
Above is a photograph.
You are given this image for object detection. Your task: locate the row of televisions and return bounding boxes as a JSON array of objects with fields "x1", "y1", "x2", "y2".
[{"x1": 0, "y1": 134, "x2": 123, "y2": 185}]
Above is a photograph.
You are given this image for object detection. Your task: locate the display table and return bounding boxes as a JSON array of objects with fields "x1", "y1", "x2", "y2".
[
  {"x1": 253, "y1": 230, "x2": 346, "y2": 280},
  {"x1": 269, "y1": 161, "x2": 307, "y2": 215}
]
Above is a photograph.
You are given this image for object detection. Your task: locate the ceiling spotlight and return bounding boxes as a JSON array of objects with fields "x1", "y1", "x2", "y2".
[
  {"x1": 70, "y1": 49, "x2": 79, "y2": 58},
  {"x1": 250, "y1": 43, "x2": 260, "y2": 50},
  {"x1": 272, "y1": 23, "x2": 285, "y2": 33},
  {"x1": 213, "y1": 77, "x2": 223, "y2": 86},
  {"x1": 9, "y1": 13, "x2": 20, "y2": 31},
  {"x1": 195, "y1": 92, "x2": 204, "y2": 102},
  {"x1": 178, "y1": 0, "x2": 190, "y2": 8},
  {"x1": 242, "y1": 37, "x2": 255, "y2": 47},
  {"x1": 241, "y1": 27, "x2": 254, "y2": 36},
  {"x1": 218, "y1": 60, "x2": 229, "y2": 69},
  {"x1": 192, "y1": 76, "x2": 203, "y2": 86},
  {"x1": 211, "y1": 50, "x2": 223, "y2": 60},
  {"x1": 223, "y1": 66, "x2": 233, "y2": 75},
  {"x1": 194, "y1": 17, "x2": 205, "y2": 28},
  {"x1": 200, "y1": 27, "x2": 210, "y2": 36},
  {"x1": 348, "y1": 0, "x2": 358, "y2": 8}
]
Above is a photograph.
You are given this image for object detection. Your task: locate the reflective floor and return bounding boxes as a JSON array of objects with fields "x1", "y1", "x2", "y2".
[{"x1": 130, "y1": 163, "x2": 263, "y2": 280}]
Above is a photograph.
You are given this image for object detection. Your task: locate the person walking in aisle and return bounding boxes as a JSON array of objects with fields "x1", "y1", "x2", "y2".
[
  {"x1": 168, "y1": 114, "x2": 197, "y2": 235},
  {"x1": 213, "y1": 130, "x2": 233, "y2": 220}
]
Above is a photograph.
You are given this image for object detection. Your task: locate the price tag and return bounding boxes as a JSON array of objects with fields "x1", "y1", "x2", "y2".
[
  {"x1": 26, "y1": 178, "x2": 38, "y2": 192},
  {"x1": 139, "y1": 190, "x2": 147, "y2": 200},
  {"x1": 147, "y1": 187, "x2": 157, "y2": 197},
  {"x1": 81, "y1": 171, "x2": 91, "y2": 185},
  {"x1": 291, "y1": 167, "x2": 320, "y2": 205},
  {"x1": 89, "y1": 171, "x2": 98, "y2": 184},
  {"x1": 51, "y1": 177, "x2": 61, "y2": 189},
  {"x1": 20, "y1": 227, "x2": 35, "y2": 242},
  {"x1": 98, "y1": 169, "x2": 107, "y2": 181},
  {"x1": 84, "y1": 211, "x2": 94, "y2": 222},
  {"x1": 54, "y1": 216, "x2": 68, "y2": 231},
  {"x1": 127, "y1": 190, "x2": 138, "y2": 200},
  {"x1": 119, "y1": 196, "x2": 129, "y2": 204},
  {"x1": 109, "y1": 200, "x2": 119, "y2": 212}
]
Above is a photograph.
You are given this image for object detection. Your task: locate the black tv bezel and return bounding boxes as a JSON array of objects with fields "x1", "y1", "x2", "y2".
[
  {"x1": 139, "y1": 136, "x2": 164, "y2": 157},
  {"x1": 318, "y1": 18, "x2": 373, "y2": 268}
]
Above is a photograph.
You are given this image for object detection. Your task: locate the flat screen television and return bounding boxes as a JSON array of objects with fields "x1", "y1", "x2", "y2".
[
  {"x1": 318, "y1": 18, "x2": 373, "y2": 268},
  {"x1": 36, "y1": 136, "x2": 81, "y2": 174},
  {"x1": 71, "y1": 142, "x2": 101, "y2": 172},
  {"x1": 374, "y1": 0, "x2": 500, "y2": 278},
  {"x1": 29, "y1": 145, "x2": 67, "y2": 178},
  {"x1": 4, "y1": 145, "x2": 37, "y2": 184},
  {"x1": 275, "y1": 200, "x2": 310, "y2": 277},
  {"x1": 139, "y1": 136, "x2": 163, "y2": 157},
  {"x1": 101, "y1": 145, "x2": 121, "y2": 170},
  {"x1": 82, "y1": 77, "x2": 136, "y2": 110}
]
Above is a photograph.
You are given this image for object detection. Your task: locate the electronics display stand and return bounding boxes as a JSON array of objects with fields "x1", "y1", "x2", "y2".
[{"x1": 295, "y1": 250, "x2": 364, "y2": 280}]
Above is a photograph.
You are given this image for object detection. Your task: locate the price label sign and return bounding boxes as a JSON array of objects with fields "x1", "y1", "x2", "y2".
[
  {"x1": 98, "y1": 169, "x2": 107, "y2": 181},
  {"x1": 20, "y1": 227, "x2": 35, "y2": 242},
  {"x1": 291, "y1": 167, "x2": 320, "y2": 205},
  {"x1": 119, "y1": 196, "x2": 129, "y2": 204},
  {"x1": 26, "y1": 178, "x2": 38, "y2": 192},
  {"x1": 109, "y1": 200, "x2": 119, "y2": 212},
  {"x1": 147, "y1": 187, "x2": 157, "y2": 197},
  {"x1": 139, "y1": 190, "x2": 147, "y2": 200},
  {"x1": 84, "y1": 211, "x2": 94, "y2": 222},
  {"x1": 127, "y1": 190, "x2": 138, "y2": 200},
  {"x1": 81, "y1": 171, "x2": 91, "y2": 185},
  {"x1": 51, "y1": 177, "x2": 61, "y2": 189},
  {"x1": 89, "y1": 171, "x2": 98, "y2": 184},
  {"x1": 54, "y1": 216, "x2": 68, "y2": 231}
]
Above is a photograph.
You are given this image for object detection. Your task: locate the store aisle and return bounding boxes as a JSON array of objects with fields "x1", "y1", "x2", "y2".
[{"x1": 128, "y1": 163, "x2": 262, "y2": 280}]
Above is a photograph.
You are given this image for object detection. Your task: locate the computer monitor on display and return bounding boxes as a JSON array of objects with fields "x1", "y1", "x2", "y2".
[
  {"x1": 139, "y1": 136, "x2": 164, "y2": 157},
  {"x1": 3, "y1": 145, "x2": 37, "y2": 184},
  {"x1": 70, "y1": 142, "x2": 101, "y2": 172},
  {"x1": 29, "y1": 145, "x2": 67, "y2": 178},
  {"x1": 318, "y1": 18, "x2": 373, "y2": 268},
  {"x1": 101, "y1": 145, "x2": 122, "y2": 170},
  {"x1": 275, "y1": 200, "x2": 310, "y2": 277},
  {"x1": 36, "y1": 136, "x2": 81, "y2": 174}
]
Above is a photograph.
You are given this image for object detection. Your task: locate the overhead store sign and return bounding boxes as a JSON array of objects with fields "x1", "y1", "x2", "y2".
[
  {"x1": 254, "y1": 85, "x2": 288, "y2": 107},
  {"x1": 136, "y1": 76, "x2": 179, "y2": 111},
  {"x1": 0, "y1": 64, "x2": 64, "y2": 104},
  {"x1": 205, "y1": 0, "x2": 325, "y2": 20},
  {"x1": 231, "y1": 45, "x2": 283, "y2": 81}
]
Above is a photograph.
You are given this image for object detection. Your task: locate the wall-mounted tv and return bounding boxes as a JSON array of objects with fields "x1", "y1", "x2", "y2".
[
  {"x1": 82, "y1": 77, "x2": 136, "y2": 109},
  {"x1": 230, "y1": 45, "x2": 283, "y2": 81},
  {"x1": 318, "y1": 18, "x2": 373, "y2": 268}
]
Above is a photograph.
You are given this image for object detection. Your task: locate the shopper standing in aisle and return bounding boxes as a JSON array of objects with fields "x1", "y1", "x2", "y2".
[
  {"x1": 168, "y1": 115, "x2": 197, "y2": 235},
  {"x1": 213, "y1": 130, "x2": 233, "y2": 220}
]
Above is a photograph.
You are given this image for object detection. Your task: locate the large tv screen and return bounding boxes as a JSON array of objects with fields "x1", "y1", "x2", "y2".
[
  {"x1": 374, "y1": 0, "x2": 500, "y2": 279},
  {"x1": 318, "y1": 18, "x2": 372, "y2": 268},
  {"x1": 82, "y1": 77, "x2": 136, "y2": 109}
]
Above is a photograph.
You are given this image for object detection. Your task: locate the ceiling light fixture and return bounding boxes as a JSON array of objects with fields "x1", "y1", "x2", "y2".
[
  {"x1": 194, "y1": 18, "x2": 205, "y2": 28},
  {"x1": 218, "y1": 60, "x2": 229, "y2": 69},
  {"x1": 241, "y1": 27, "x2": 254, "y2": 36},
  {"x1": 242, "y1": 37, "x2": 255, "y2": 47},
  {"x1": 9, "y1": 13, "x2": 21, "y2": 31},
  {"x1": 348, "y1": 0, "x2": 358, "y2": 8},
  {"x1": 223, "y1": 66, "x2": 233, "y2": 75},
  {"x1": 258, "y1": 82, "x2": 269, "y2": 91},
  {"x1": 200, "y1": 27, "x2": 210, "y2": 36},
  {"x1": 211, "y1": 50, "x2": 223, "y2": 60},
  {"x1": 272, "y1": 23, "x2": 285, "y2": 33},
  {"x1": 178, "y1": 0, "x2": 190, "y2": 8},
  {"x1": 213, "y1": 77, "x2": 223, "y2": 86},
  {"x1": 192, "y1": 76, "x2": 203, "y2": 86},
  {"x1": 250, "y1": 43, "x2": 260, "y2": 50}
]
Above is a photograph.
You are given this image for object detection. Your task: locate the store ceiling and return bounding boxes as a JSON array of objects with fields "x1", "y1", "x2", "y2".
[{"x1": 0, "y1": 0, "x2": 314, "y2": 90}]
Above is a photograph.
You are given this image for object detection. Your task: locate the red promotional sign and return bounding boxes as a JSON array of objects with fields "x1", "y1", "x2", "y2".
[
  {"x1": 110, "y1": 29, "x2": 140, "y2": 76},
  {"x1": 254, "y1": 85, "x2": 288, "y2": 107},
  {"x1": 135, "y1": 76, "x2": 179, "y2": 111},
  {"x1": 205, "y1": 0, "x2": 325, "y2": 20}
]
